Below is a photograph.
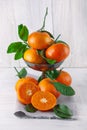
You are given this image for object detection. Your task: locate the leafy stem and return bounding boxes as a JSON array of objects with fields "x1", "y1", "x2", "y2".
[{"x1": 39, "y1": 7, "x2": 48, "y2": 31}]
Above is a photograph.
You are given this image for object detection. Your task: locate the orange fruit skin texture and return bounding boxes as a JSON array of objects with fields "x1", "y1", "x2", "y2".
[
  {"x1": 45, "y1": 43, "x2": 70, "y2": 62},
  {"x1": 23, "y1": 48, "x2": 45, "y2": 64},
  {"x1": 28, "y1": 32, "x2": 53, "y2": 50},
  {"x1": 31, "y1": 91, "x2": 57, "y2": 111},
  {"x1": 56, "y1": 71, "x2": 72, "y2": 86},
  {"x1": 38, "y1": 78, "x2": 60, "y2": 98},
  {"x1": 15, "y1": 76, "x2": 38, "y2": 91},
  {"x1": 17, "y1": 81, "x2": 39, "y2": 104}
]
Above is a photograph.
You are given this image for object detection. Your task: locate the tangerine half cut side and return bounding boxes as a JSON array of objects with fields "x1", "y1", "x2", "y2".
[
  {"x1": 17, "y1": 81, "x2": 39, "y2": 104},
  {"x1": 31, "y1": 91, "x2": 57, "y2": 111}
]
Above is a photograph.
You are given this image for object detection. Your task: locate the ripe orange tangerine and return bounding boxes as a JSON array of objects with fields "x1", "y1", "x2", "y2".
[
  {"x1": 38, "y1": 78, "x2": 60, "y2": 98},
  {"x1": 45, "y1": 42, "x2": 70, "y2": 62},
  {"x1": 56, "y1": 70, "x2": 72, "y2": 86},
  {"x1": 23, "y1": 48, "x2": 45, "y2": 64},
  {"x1": 28, "y1": 32, "x2": 53, "y2": 50},
  {"x1": 31, "y1": 91, "x2": 57, "y2": 111}
]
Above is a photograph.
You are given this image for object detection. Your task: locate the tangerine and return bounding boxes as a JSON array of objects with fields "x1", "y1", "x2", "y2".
[
  {"x1": 56, "y1": 70, "x2": 72, "y2": 86},
  {"x1": 28, "y1": 32, "x2": 53, "y2": 50},
  {"x1": 38, "y1": 78, "x2": 60, "y2": 98},
  {"x1": 23, "y1": 48, "x2": 45, "y2": 64},
  {"x1": 45, "y1": 42, "x2": 70, "y2": 62}
]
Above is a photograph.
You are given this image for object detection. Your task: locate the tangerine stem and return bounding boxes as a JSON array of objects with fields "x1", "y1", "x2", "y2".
[
  {"x1": 39, "y1": 7, "x2": 48, "y2": 31},
  {"x1": 55, "y1": 34, "x2": 61, "y2": 42},
  {"x1": 14, "y1": 67, "x2": 21, "y2": 79}
]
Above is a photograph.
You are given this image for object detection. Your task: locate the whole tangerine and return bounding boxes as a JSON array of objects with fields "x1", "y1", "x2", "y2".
[
  {"x1": 28, "y1": 32, "x2": 53, "y2": 50},
  {"x1": 45, "y1": 42, "x2": 70, "y2": 62},
  {"x1": 23, "y1": 48, "x2": 45, "y2": 64},
  {"x1": 38, "y1": 78, "x2": 60, "y2": 98},
  {"x1": 56, "y1": 70, "x2": 72, "y2": 86}
]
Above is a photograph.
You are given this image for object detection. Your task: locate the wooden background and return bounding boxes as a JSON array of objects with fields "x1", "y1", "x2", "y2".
[{"x1": 0, "y1": 0, "x2": 87, "y2": 68}]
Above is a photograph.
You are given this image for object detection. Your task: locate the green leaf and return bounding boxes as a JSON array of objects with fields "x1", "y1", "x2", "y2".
[
  {"x1": 40, "y1": 30, "x2": 54, "y2": 39},
  {"x1": 38, "y1": 75, "x2": 44, "y2": 82},
  {"x1": 45, "y1": 69, "x2": 59, "y2": 79},
  {"x1": 46, "y1": 59, "x2": 56, "y2": 65},
  {"x1": 14, "y1": 44, "x2": 27, "y2": 60},
  {"x1": 14, "y1": 67, "x2": 27, "y2": 78},
  {"x1": 52, "y1": 82, "x2": 75, "y2": 96},
  {"x1": 18, "y1": 68, "x2": 27, "y2": 78},
  {"x1": 18, "y1": 24, "x2": 29, "y2": 41},
  {"x1": 38, "y1": 50, "x2": 56, "y2": 65},
  {"x1": 53, "y1": 104, "x2": 73, "y2": 119},
  {"x1": 25, "y1": 104, "x2": 37, "y2": 113},
  {"x1": 7, "y1": 42, "x2": 23, "y2": 53}
]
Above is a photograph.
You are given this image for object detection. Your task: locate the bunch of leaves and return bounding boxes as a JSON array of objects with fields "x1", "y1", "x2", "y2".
[
  {"x1": 7, "y1": 24, "x2": 29, "y2": 60},
  {"x1": 53, "y1": 104, "x2": 73, "y2": 119}
]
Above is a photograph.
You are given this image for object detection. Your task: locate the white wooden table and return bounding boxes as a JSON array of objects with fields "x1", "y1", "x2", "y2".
[{"x1": 0, "y1": 67, "x2": 87, "y2": 130}]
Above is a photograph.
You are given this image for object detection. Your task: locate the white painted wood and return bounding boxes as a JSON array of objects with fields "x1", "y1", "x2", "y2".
[
  {"x1": 0, "y1": 68, "x2": 87, "y2": 130},
  {"x1": 0, "y1": 0, "x2": 87, "y2": 67},
  {"x1": 52, "y1": 0, "x2": 87, "y2": 67}
]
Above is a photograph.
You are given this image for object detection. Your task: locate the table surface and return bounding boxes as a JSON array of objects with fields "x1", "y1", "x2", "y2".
[{"x1": 0, "y1": 68, "x2": 87, "y2": 130}]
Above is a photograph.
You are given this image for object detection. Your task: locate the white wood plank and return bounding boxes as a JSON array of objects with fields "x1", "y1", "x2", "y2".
[{"x1": 52, "y1": 0, "x2": 87, "y2": 67}]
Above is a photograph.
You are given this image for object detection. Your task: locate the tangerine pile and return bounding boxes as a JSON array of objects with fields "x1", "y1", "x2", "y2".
[
  {"x1": 23, "y1": 31, "x2": 70, "y2": 64},
  {"x1": 15, "y1": 69, "x2": 72, "y2": 111}
]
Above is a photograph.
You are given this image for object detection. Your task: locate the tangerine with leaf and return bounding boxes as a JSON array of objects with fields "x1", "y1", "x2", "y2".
[
  {"x1": 45, "y1": 41, "x2": 70, "y2": 62},
  {"x1": 23, "y1": 48, "x2": 45, "y2": 64},
  {"x1": 56, "y1": 70, "x2": 72, "y2": 86},
  {"x1": 38, "y1": 78, "x2": 60, "y2": 98}
]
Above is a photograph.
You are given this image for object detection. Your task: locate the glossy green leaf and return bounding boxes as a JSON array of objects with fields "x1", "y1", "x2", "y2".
[
  {"x1": 46, "y1": 58, "x2": 56, "y2": 65},
  {"x1": 14, "y1": 67, "x2": 27, "y2": 78},
  {"x1": 18, "y1": 24, "x2": 29, "y2": 41},
  {"x1": 45, "y1": 69, "x2": 59, "y2": 79},
  {"x1": 14, "y1": 44, "x2": 27, "y2": 60},
  {"x1": 52, "y1": 82, "x2": 75, "y2": 96},
  {"x1": 25, "y1": 104, "x2": 37, "y2": 113},
  {"x1": 38, "y1": 75, "x2": 44, "y2": 82},
  {"x1": 7, "y1": 42, "x2": 23, "y2": 53},
  {"x1": 18, "y1": 68, "x2": 27, "y2": 78},
  {"x1": 53, "y1": 104, "x2": 73, "y2": 119}
]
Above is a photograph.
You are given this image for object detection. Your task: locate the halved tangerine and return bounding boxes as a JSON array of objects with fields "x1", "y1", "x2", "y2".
[
  {"x1": 17, "y1": 81, "x2": 39, "y2": 104},
  {"x1": 31, "y1": 91, "x2": 57, "y2": 111},
  {"x1": 15, "y1": 76, "x2": 38, "y2": 91}
]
